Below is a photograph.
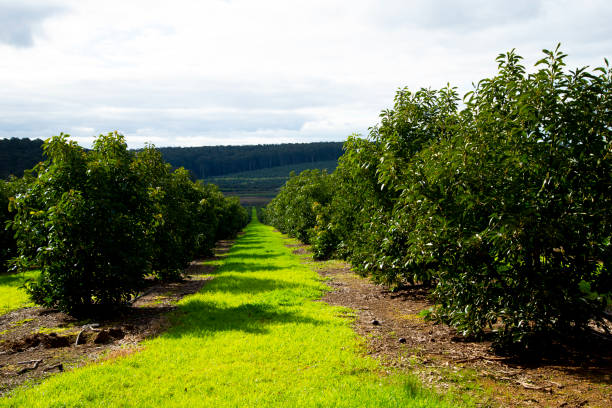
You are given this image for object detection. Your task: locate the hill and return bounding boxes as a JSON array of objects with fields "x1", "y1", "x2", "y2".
[
  {"x1": 157, "y1": 142, "x2": 343, "y2": 179},
  {"x1": 0, "y1": 138, "x2": 343, "y2": 181},
  {"x1": 206, "y1": 160, "x2": 337, "y2": 205},
  {"x1": 0, "y1": 138, "x2": 45, "y2": 179}
]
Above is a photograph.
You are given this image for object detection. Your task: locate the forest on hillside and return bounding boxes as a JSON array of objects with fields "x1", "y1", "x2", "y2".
[
  {"x1": 0, "y1": 139, "x2": 343, "y2": 180},
  {"x1": 157, "y1": 142, "x2": 343, "y2": 178},
  {"x1": 0, "y1": 138, "x2": 45, "y2": 179}
]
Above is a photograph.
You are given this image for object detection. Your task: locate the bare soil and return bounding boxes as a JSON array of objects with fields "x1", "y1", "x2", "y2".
[
  {"x1": 0, "y1": 240, "x2": 234, "y2": 396},
  {"x1": 289, "y1": 243, "x2": 612, "y2": 408}
]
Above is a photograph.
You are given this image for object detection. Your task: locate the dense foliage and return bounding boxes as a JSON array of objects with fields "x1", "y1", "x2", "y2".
[
  {"x1": 264, "y1": 47, "x2": 612, "y2": 347},
  {"x1": 263, "y1": 169, "x2": 334, "y2": 244},
  {"x1": 0, "y1": 175, "x2": 35, "y2": 273},
  {"x1": 8, "y1": 132, "x2": 248, "y2": 314},
  {"x1": 0, "y1": 180, "x2": 17, "y2": 270},
  {"x1": 0, "y1": 138, "x2": 44, "y2": 179}
]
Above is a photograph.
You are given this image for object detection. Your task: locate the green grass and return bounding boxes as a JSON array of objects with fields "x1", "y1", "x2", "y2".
[
  {"x1": 0, "y1": 215, "x2": 467, "y2": 407},
  {"x1": 0, "y1": 270, "x2": 38, "y2": 315}
]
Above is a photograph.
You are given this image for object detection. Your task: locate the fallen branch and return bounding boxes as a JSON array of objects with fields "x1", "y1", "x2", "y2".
[
  {"x1": 516, "y1": 380, "x2": 552, "y2": 392},
  {"x1": 422, "y1": 364, "x2": 445, "y2": 369},
  {"x1": 16, "y1": 359, "x2": 42, "y2": 374},
  {"x1": 43, "y1": 363, "x2": 63, "y2": 372},
  {"x1": 17, "y1": 359, "x2": 42, "y2": 366},
  {"x1": 548, "y1": 380, "x2": 564, "y2": 389},
  {"x1": 454, "y1": 355, "x2": 509, "y2": 364},
  {"x1": 75, "y1": 329, "x2": 85, "y2": 346},
  {"x1": 497, "y1": 369, "x2": 521, "y2": 377}
]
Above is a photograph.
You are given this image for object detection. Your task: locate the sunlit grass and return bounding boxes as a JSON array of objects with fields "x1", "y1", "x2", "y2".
[
  {"x1": 0, "y1": 216, "x2": 468, "y2": 407},
  {"x1": 0, "y1": 270, "x2": 38, "y2": 315}
]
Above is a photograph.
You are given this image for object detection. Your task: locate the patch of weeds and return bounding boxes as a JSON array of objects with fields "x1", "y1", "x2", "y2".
[
  {"x1": 367, "y1": 331, "x2": 385, "y2": 341},
  {"x1": 398, "y1": 313, "x2": 424, "y2": 321},
  {"x1": 322, "y1": 260, "x2": 347, "y2": 269},
  {"x1": 11, "y1": 318, "x2": 34, "y2": 327},
  {"x1": 418, "y1": 307, "x2": 434, "y2": 319},
  {"x1": 408, "y1": 355, "x2": 423, "y2": 366},
  {"x1": 37, "y1": 326, "x2": 75, "y2": 335},
  {"x1": 334, "y1": 307, "x2": 357, "y2": 320},
  {"x1": 443, "y1": 367, "x2": 482, "y2": 391}
]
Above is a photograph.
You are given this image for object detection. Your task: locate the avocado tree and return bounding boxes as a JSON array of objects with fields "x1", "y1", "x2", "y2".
[
  {"x1": 10, "y1": 132, "x2": 154, "y2": 314},
  {"x1": 0, "y1": 180, "x2": 16, "y2": 271},
  {"x1": 265, "y1": 169, "x2": 334, "y2": 244},
  {"x1": 416, "y1": 48, "x2": 612, "y2": 346},
  {"x1": 267, "y1": 47, "x2": 611, "y2": 347}
]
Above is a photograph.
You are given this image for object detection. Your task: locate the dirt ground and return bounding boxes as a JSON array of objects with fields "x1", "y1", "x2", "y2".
[
  {"x1": 287, "y1": 243, "x2": 612, "y2": 408},
  {"x1": 0, "y1": 240, "x2": 234, "y2": 396}
]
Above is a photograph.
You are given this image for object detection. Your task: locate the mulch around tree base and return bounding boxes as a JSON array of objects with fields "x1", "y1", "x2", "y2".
[
  {"x1": 291, "y1": 244, "x2": 612, "y2": 408},
  {"x1": 0, "y1": 239, "x2": 235, "y2": 396}
]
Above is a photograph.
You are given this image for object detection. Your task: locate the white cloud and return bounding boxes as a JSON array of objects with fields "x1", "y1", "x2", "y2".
[
  {"x1": 365, "y1": 0, "x2": 543, "y2": 32},
  {"x1": 0, "y1": 1, "x2": 64, "y2": 47},
  {"x1": 0, "y1": 0, "x2": 610, "y2": 147}
]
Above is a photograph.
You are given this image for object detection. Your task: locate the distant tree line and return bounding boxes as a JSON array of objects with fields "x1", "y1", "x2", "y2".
[
  {"x1": 157, "y1": 142, "x2": 343, "y2": 178},
  {"x1": 0, "y1": 138, "x2": 45, "y2": 179},
  {"x1": 0, "y1": 139, "x2": 344, "y2": 180},
  {"x1": 263, "y1": 47, "x2": 612, "y2": 350}
]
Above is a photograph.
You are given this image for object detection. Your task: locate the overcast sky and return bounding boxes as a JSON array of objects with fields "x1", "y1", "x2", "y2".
[{"x1": 1, "y1": 0, "x2": 610, "y2": 148}]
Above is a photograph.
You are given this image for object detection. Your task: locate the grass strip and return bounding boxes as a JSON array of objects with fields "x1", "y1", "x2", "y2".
[
  {"x1": 1, "y1": 216, "x2": 468, "y2": 407},
  {"x1": 0, "y1": 270, "x2": 38, "y2": 316}
]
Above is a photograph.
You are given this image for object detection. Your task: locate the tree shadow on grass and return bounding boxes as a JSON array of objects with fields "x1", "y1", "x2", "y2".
[
  {"x1": 0, "y1": 272, "x2": 35, "y2": 287},
  {"x1": 206, "y1": 275, "x2": 308, "y2": 295},
  {"x1": 228, "y1": 243, "x2": 273, "y2": 250},
  {"x1": 234, "y1": 238, "x2": 266, "y2": 246},
  {"x1": 224, "y1": 253, "x2": 286, "y2": 260},
  {"x1": 229, "y1": 245, "x2": 267, "y2": 252},
  {"x1": 219, "y1": 262, "x2": 287, "y2": 273},
  {"x1": 167, "y1": 299, "x2": 324, "y2": 337},
  {"x1": 162, "y1": 228, "x2": 325, "y2": 338}
]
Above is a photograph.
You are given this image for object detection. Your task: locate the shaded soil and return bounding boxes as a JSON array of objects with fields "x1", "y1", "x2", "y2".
[
  {"x1": 0, "y1": 240, "x2": 234, "y2": 396},
  {"x1": 292, "y1": 244, "x2": 612, "y2": 408}
]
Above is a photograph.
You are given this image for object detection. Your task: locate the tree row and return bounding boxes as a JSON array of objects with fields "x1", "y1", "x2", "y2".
[
  {"x1": 1, "y1": 132, "x2": 249, "y2": 314},
  {"x1": 263, "y1": 47, "x2": 611, "y2": 348}
]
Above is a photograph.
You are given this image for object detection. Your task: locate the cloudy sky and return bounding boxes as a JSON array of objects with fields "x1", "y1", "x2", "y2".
[{"x1": 1, "y1": 0, "x2": 610, "y2": 148}]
